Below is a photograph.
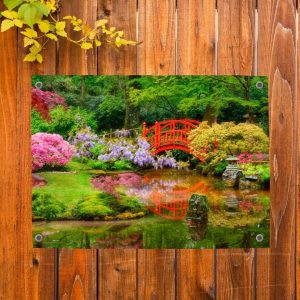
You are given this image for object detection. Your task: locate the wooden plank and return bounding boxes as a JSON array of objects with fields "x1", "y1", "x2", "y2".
[
  {"x1": 176, "y1": 1, "x2": 215, "y2": 299},
  {"x1": 217, "y1": 0, "x2": 256, "y2": 75},
  {"x1": 137, "y1": 2, "x2": 176, "y2": 299},
  {"x1": 177, "y1": 0, "x2": 215, "y2": 74},
  {"x1": 0, "y1": 7, "x2": 20, "y2": 297},
  {"x1": 98, "y1": 249, "x2": 136, "y2": 300},
  {"x1": 256, "y1": 2, "x2": 272, "y2": 299},
  {"x1": 31, "y1": 249, "x2": 56, "y2": 300},
  {"x1": 256, "y1": 0, "x2": 297, "y2": 299},
  {"x1": 58, "y1": 0, "x2": 98, "y2": 74},
  {"x1": 216, "y1": 249, "x2": 254, "y2": 300},
  {"x1": 137, "y1": 0, "x2": 176, "y2": 75},
  {"x1": 16, "y1": 4, "x2": 58, "y2": 294},
  {"x1": 216, "y1": 1, "x2": 256, "y2": 299},
  {"x1": 98, "y1": 0, "x2": 137, "y2": 74},
  {"x1": 176, "y1": 250, "x2": 214, "y2": 300},
  {"x1": 57, "y1": 1, "x2": 98, "y2": 297},
  {"x1": 138, "y1": 250, "x2": 175, "y2": 300},
  {"x1": 59, "y1": 249, "x2": 97, "y2": 299},
  {"x1": 97, "y1": 2, "x2": 137, "y2": 299}
]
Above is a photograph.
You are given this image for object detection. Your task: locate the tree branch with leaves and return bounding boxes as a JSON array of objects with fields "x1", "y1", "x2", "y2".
[{"x1": 0, "y1": 0, "x2": 137, "y2": 63}]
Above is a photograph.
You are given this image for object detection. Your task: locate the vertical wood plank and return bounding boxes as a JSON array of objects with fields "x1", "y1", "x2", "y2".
[
  {"x1": 0, "y1": 12, "x2": 20, "y2": 298},
  {"x1": 176, "y1": 1, "x2": 216, "y2": 299},
  {"x1": 138, "y1": 250, "x2": 175, "y2": 300},
  {"x1": 216, "y1": 250, "x2": 254, "y2": 300},
  {"x1": 137, "y1": 2, "x2": 176, "y2": 299},
  {"x1": 31, "y1": 249, "x2": 56, "y2": 300},
  {"x1": 217, "y1": 0, "x2": 256, "y2": 75},
  {"x1": 97, "y1": 1, "x2": 138, "y2": 299},
  {"x1": 137, "y1": 0, "x2": 176, "y2": 75},
  {"x1": 98, "y1": 250, "x2": 136, "y2": 300},
  {"x1": 257, "y1": 0, "x2": 297, "y2": 299},
  {"x1": 98, "y1": 0, "x2": 137, "y2": 74},
  {"x1": 58, "y1": 0, "x2": 98, "y2": 74},
  {"x1": 59, "y1": 249, "x2": 97, "y2": 299},
  {"x1": 57, "y1": 1, "x2": 98, "y2": 298},
  {"x1": 177, "y1": 0, "x2": 215, "y2": 74},
  {"x1": 216, "y1": 1, "x2": 256, "y2": 299},
  {"x1": 176, "y1": 250, "x2": 214, "y2": 300},
  {"x1": 16, "y1": 5, "x2": 58, "y2": 297}
]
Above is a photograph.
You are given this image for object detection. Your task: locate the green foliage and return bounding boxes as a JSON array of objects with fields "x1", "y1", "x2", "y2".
[
  {"x1": 72, "y1": 192, "x2": 147, "y2": 220},
  {"x1": 112, "y1": 160, "x2": 133, "y2": 170},
  {"x1": 88, "y1": 160, "x2": 110, "y2": 170},
  {"x1": 189, "y1": 122, "x2": 269, "y2": 156},
  {"x1": 241, "y1": 163, "x2": 270, "y2": 186},
  {"x1": 31, "y1": 106, "x2": 97, "y2": 138},
  {"x1": 72, "y1": 193, "x2": 113, "y2": 220},
  {"x1": 32, "y1": 75, "x2": 268, "y2": 132},
  {"x1": 32, "y1": 191, "x2": 65, "y2": 221},
  {"x1": 1, "y1": 0, "x2": 136, "y2": 63}
]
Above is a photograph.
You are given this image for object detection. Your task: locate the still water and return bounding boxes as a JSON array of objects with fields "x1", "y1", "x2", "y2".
[{"x1": 33, "y1": 169, "x2": 270, "y2": 249}]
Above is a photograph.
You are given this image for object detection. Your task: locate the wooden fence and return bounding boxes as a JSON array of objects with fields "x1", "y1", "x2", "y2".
[{"x1": 0, "y1": 0, "x2": 298, "y2": 299}]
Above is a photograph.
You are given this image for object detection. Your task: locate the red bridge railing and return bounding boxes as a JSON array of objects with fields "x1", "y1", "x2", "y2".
[{"x1": 142, "y1": 119, "x2": 207, "y2": 161}]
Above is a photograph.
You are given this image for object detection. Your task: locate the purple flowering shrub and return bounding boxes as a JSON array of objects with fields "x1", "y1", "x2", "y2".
[
  {"x1": 69, "y1": 127, "x2": 106, "y2": 160},
  {"x1": 69, "y1": 127, "x2": 180, "y2": 170},
  {"x1": 32, "y1": 133, "x2": 75, "y2": 172}
]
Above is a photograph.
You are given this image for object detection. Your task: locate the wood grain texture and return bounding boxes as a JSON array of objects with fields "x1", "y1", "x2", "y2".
[
  {"x1": 98, "y1": 249, "x2": 136, "y2": 300},
  {"x1": 137, "y1": 0, "x2": 176, "y2": 75},
  {"x1": 98, "y1": 0, "x2": 137, "y2": 74},
  {"x1": 217, "y1": 0, "x2": 256, "y2": 75},
  {"x1": 259, "y1": 0, "x2": 296, "y2": 299},
  {"x1": 176, "y1": 2, "x2": 216, "y2": 299},
  {"x1": 59, "y1": 249, "x2": 97, "y2": 299},
  {"x1": 176, "y1": 250, "x2": 214, "y2": 300},
  {"x1": 216, "y1": 1, "x2": 256, "y2": 299},
  {"x1": 0, "y1": 15, "x2": 20, "y2": 299},
  {"x1": 138, "y1": 250, "x2": 175, "y2": 300},
  {"x1": 256, "y1": 2, "x2": 272, "y2": 299},
  {"x1": 216, "y1": 249, "x2": 254, "y2": 300},
  {"x1": 58, "y1": 0, "x2": 98, "y2": 74},
  {"x1": 177, "y1": 0, "x2": 216, "y2": 74},
  {"x1": 17, "y1": 18, "x2": 57, "y2": 298}
]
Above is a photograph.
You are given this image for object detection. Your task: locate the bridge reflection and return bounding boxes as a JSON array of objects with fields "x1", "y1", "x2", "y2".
[{"x1": 145, "y1": 181, "x2": 209, "y2": 220}]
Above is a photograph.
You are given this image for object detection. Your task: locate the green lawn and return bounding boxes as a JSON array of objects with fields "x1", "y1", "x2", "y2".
[{"x1": 34, "y1": 161, "x2": 96, "y2": 211}]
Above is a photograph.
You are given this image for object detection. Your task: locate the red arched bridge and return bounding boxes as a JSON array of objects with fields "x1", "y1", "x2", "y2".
[{"x1": 142, "y1": 119, "x2": 211, "y2": 161}]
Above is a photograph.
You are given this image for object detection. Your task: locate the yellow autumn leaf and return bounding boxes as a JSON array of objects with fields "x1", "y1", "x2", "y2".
[
  {"x1": 117, "y1": 31, "x2": 124, "y2": 37},
  {"x1": 13, "y1": 19, "x2": 23, "y2": 28},
  {"x1": 38, "y1": 21, "x2": 50, "y2": 33},
  {"x1": 46, "y1": 33, "x2": 58, "y2": 41},
  {"x1": 95, "y1": 19, "x2": 108, "y2": 28},
  {"x1": 81, "y1": 42, "x2": 93, "y2": 50},
  {"x1": 63, "y1": 16, "x2": 73, "y2": 20},
  {"x1": 24, "y1": 53, "x2": 36, "y2": 62},
  {"x1": 21, "y1": 28, "x2": 38, "y2": 38},
  {"x1": 1, "y1": 19, "x2": 15, "y2": 32},
  {"x1": 88, "y1": 31, "x2": 97, "y2": 39},
  {"x1": 24, "y1": 37, "x2": 35, "y2": 47},
  {"x1": 73, "y1": 26, "x2": 81, "y2": 31},
  {"x1": 29, "y1": 45, "x2": 41, "y2": 55},
  {"x1": 36, "y1": 54, "x2": 43, "y2": 64},
  {"x1": 95, "y1": 39, "x2": 101, "y2": 47},
  {"x1": 56, "y1": 30, "x2": 67, "y2": 37},
  {"x1": 1, "y1": 10, "x2": 18, "y2": 20},
  {"x1": 109, "y1": 27, "x2": 116, "y2": 32},
  {"x1": 55, "y1": 21, "x2": 66, "y2": 31}
]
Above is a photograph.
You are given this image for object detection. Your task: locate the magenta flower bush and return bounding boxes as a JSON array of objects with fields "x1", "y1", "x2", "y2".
[{"x1": 32, "y1": 133, "x2": 75, "y2": 172}]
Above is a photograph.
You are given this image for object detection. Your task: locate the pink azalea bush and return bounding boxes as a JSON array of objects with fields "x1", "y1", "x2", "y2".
[{"x1": 32, "y1": 133, "x2": 75, "y2": 172}]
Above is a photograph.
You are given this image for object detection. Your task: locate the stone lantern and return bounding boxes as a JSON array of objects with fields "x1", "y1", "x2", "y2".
[{"x1": 222, "y1": 156, "x2": 243, "y2": 188}]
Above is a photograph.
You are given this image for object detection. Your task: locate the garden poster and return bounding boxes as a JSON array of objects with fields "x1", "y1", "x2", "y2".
[{"x1": 31, "y1": 75, "x2": 270, "y2": 249}]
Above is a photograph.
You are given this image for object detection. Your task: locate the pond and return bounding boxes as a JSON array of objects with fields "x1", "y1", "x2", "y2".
[{"x1": 33, "y1": 169, "x2": 270, "y2": 249}]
